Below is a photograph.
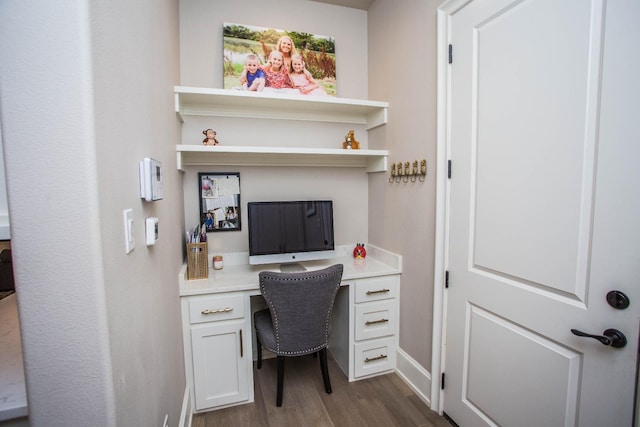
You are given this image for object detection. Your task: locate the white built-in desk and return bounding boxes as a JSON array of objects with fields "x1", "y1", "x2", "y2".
[{"x1": 178, "y1": 244, "x2": 401, "y2": 414}]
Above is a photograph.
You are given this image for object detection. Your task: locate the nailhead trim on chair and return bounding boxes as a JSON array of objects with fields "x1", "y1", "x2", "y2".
[{"x1": 259, "y1": 269, "x2": 339, "y2": 356}]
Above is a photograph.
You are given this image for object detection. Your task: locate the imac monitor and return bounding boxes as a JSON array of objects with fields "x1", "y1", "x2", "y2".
[{"x1": 248, "y1": 200, "x2": 335, "y2": 266}]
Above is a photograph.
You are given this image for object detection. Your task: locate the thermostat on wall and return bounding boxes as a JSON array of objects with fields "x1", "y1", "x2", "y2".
[
  {"x1": 145, "y1": 217, "x2": 159, "y2": 246},
  {"x1": 139, "y1": 158, "x2": 163, "y2": 201}
]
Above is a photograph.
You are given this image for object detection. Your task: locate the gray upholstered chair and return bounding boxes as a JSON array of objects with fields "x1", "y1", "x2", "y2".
[{"x1": 254, "y1": 264, "x2": 344, "y2": 407}]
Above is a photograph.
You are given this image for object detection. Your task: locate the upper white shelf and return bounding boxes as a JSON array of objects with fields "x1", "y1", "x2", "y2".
[
  {"x1": 176, "y1": 145, "x2": 389, "y2": 173},
  {"x1": 174, "y1": 86, "x2": 389, "y2": 130}
]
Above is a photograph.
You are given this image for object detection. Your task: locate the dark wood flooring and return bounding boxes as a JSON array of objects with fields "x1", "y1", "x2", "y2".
[{"x1": 192, "y1": 353, "x2": 452, "y2": 427}]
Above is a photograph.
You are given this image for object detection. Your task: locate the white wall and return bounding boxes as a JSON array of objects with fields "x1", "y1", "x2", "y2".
[
  {"x1": 0, "y1": 0, "x2": 185, "y2": 425},
  {"x1": 367, "y1": 0, "x2": 443, "y2": 370},
  {"x1": 179, "y1": 0, "x2": 371, "y2": 252},
  {"x1": 179, "y1": 0, "x2": 368, "y2": 98},
  {"x1": 90, "y1": 1, "x2": 186, "y2": 426}
]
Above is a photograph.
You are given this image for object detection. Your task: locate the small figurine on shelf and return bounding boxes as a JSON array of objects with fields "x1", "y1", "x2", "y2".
[
  {"x1": 353, "y1": 243, "x2": 367, "y2": 259},
  {"x1": 342, "y1": 130, "x2": 360, "y2": 150},
  {"x1": 202, "y1": 129, "x2": 220, "y2": 146}
]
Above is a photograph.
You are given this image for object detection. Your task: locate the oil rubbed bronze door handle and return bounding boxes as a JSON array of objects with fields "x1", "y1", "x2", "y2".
[
  {"x1": 239, "y1": 329, "x2": 243, "y2": 357},
  {"x1": 571, "y1": 328, "x2": 627, "y2": 348}
]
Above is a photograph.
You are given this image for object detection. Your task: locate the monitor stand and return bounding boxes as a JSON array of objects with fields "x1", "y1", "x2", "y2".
[{"x1": 279, "y1": 263, "x2": 307, "y2": 273}]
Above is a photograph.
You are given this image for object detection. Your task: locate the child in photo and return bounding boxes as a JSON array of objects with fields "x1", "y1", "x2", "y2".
[
  {"x1": 262, "y1": 51, "x2": 293, "y2": 92},
  {"x1": 240, "y1": 54, "x2": 265, "y2": 91},
  {"x1": 289, "y1": 54, "x2": 327, "y2": 96}
]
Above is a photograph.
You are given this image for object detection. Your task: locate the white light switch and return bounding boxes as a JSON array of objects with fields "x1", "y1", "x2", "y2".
[{"x1": 123, "y1": 209, "x2": 135, "y2": 254}]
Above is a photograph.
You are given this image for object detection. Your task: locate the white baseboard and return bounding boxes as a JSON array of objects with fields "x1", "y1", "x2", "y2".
[
  {"x1": 179, "y1": 385, "x2": 192, "y2": 427},
  {"x1": 395, "y1": 347, "x2": 432, "y2": 407}
]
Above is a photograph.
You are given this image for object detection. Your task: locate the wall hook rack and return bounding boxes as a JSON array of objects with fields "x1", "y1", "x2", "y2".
[{"x1": 388, "y1": 159, "x2": 426, "y2": 183}]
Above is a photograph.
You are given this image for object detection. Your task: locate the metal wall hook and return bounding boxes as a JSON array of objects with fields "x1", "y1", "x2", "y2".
[
  {"x1": 402, "y1": 162, "x2": 410, "y2": 182},
  {"x1": 410, "y1": 161, "x2": 418, "y2": 182},
  {"x1": 396, "y1": 162, "x2": 403, "y2": 183},
  {"x1": 388, "y1": 159, "x2": 427, "y2": 183},
  {"x1": 419, "y1": 159, "x2": 427, "y2": 182}
]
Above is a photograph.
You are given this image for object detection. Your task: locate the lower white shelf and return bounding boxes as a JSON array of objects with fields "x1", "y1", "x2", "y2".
[{"x1": 176, "y1": 145, "x2": 389, "y2": 172}]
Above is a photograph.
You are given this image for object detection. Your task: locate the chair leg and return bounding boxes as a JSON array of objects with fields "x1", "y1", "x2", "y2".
[
  {"x1": 319, "y1": 348, "x2": 332, "y2": 394},
  {"x1": 277, "y1": 356, "x2": 285, "y2": 407},
  {"x1": 256, "y1": 332, "x2": 262, "y2": 369}
]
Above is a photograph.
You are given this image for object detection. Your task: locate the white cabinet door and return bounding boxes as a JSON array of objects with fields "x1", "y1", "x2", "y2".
[{"x1": 191, "y1": 319, "x2": 249, "y2": 410}]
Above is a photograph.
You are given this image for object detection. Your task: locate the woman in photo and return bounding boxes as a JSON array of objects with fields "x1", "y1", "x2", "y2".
[{"x1": 275, "y1": 35, "x2": 297, "y2": 72}]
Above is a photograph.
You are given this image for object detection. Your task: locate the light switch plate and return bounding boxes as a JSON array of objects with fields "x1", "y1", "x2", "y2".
[{"x1": 123, "y1": 209, "x2": 134, "y2": 254}]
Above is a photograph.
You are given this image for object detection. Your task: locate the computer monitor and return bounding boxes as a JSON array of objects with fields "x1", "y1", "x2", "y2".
[{"x1": 247, "y1": 200, "x2": 335, "y2": 267}]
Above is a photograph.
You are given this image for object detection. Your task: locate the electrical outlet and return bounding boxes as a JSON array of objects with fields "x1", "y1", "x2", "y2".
[{"x1": 162, "y1": 414, "x2": 168, "y2": 427}]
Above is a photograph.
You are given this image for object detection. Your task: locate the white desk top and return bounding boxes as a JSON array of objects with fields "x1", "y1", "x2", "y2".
[
  {"x1": 0, "y1": 293, "x2": 28, "y2": 421},
  {"x1": 179, "y1": 245, "x2": 402, "y2": 297}
]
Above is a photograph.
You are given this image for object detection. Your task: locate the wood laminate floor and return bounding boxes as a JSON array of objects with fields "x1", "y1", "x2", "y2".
[{"x1": 192, "y1": 353, "x2": 452, "y2": 427}]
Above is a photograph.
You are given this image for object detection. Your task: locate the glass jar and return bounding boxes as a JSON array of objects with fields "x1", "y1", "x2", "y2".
[{"x1": 213, "y1": 255, "x2": 223, "y2": 270}]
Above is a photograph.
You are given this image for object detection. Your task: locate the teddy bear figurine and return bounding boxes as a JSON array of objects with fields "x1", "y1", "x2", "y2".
[{"x1": 202, "y1": 129, "x2": 220, "y2": 146}]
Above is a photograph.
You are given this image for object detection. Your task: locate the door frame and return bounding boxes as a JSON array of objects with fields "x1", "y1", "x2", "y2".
[
  {"x1": 432, "y1": 3, "x2": 640, "y2": 425},
  {"x1": 431, "y1": 0, "x2": 470, "y2": 415}
]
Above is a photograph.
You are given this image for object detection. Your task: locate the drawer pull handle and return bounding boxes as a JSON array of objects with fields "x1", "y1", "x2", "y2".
[
  {"x1": 240, "y1": 329, "x2": 243, "y2": 358},
  {"x1": 201, "y1": 307, "x2": 233, "y2": 315},
  {"x1": 365, "y1": 318, "x2": 389, "y2": 326},
  {"x1": 365, "y1": 354, "x2": 388, "y2": 363},
  {"x1": 366, "y1": 289, "x2": 390, "y2": 295}
]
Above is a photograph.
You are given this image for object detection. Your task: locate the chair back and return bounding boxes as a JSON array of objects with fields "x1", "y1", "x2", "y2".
[{"x1": 258, "y1": 264, "x2": 343, "y2": 355}]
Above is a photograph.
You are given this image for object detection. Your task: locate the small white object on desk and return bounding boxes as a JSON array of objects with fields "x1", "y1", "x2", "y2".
[{"x1": 213, "y1": 255, "x2": 223, "y2": 270}]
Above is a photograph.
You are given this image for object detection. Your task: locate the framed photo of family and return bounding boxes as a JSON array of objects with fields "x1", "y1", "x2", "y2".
[
  {"x1": 223, "y1": 23, "x2": 336, "y2": 97},
  {"x1": 199, "y1": 172, "x2": 241, "y2": 232}
]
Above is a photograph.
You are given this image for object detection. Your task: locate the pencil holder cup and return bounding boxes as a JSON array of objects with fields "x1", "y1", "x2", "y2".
[{"x1": 187, "y1": 242, "x2": 208, "y2": 279}]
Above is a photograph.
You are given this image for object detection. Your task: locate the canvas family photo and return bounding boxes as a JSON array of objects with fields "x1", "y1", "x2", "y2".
[{"x1": 223, "y1": 23, "x2": 336, "y2": 97}]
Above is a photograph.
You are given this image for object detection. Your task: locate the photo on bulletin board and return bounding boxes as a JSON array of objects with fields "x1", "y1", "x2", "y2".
[
  {"x1": 223, "y1": 23, "x2": 336, "y2": 97},
  {"x1": 199, "y1": 172, "x2": 241, "y2": 232}
]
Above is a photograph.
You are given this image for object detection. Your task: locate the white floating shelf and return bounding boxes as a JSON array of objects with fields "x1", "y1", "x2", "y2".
[
  {"x1": 176, "y1": 145, "x2": 388, "y2": 173},
  {"x1": 175, "y1": 86, "x2": 389, "y2": 130}
]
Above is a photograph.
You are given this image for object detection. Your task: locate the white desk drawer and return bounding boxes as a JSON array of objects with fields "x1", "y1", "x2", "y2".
[
  {"x1": 355, "y1": 300, "x2": 396, "y2": 341},
  {"x1": 354, "y1": 276, "x2": 399, "y2": 303},
  {"x1": 188, "y1": 294, "x2": 245, "y2": 324},
  {"x1": 354, "y1": 336, "x2": 396, "y2": 378}
]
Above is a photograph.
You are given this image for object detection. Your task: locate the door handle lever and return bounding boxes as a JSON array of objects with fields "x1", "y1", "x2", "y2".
[{"x1": 570, "y1": 328, "x2": 627, "y2": 348}]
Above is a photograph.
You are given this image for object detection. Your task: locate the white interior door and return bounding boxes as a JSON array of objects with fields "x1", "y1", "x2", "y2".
[{"x1": 443, "y1": 0, "x2": 639, "y2": 426}]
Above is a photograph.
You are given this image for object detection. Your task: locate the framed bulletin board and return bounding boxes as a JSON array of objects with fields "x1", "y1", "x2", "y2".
[{"x1": 198, "y1": 172, "x2": 241, "y2": 232}]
